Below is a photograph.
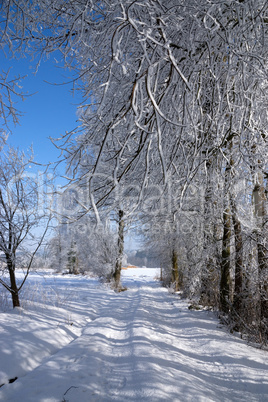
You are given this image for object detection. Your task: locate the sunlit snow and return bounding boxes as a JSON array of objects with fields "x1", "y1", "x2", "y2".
[{"x1": 0, "y1": 268, "x2": 267, "y2": 401}]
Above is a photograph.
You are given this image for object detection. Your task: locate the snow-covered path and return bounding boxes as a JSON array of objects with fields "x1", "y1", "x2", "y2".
[{"x1": 0, "y1": 269, "x2": 267, "y2": 401}]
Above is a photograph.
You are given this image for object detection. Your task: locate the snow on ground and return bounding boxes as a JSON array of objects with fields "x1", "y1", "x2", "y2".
[{"x1": 0, "y1": 268, "x2": 267, "y2": 402}]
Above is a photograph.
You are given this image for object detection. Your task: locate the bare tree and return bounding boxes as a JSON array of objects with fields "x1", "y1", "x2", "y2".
[{"x1": 0, "y1": 142, "x2": 51, "y2": 307}]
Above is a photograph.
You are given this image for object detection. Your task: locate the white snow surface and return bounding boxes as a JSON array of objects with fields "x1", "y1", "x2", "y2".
[{"x1": 0, "y1": 268, "x2": 267, "y2": 402}]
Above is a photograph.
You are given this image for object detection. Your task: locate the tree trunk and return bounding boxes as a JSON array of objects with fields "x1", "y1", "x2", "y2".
[
  {"x1": 253, "y1": 172, "x2": 268, "y2": 340},
  {"x1": 171, "y1": 249, "x2": 180, "y2": 292},
  {"x1": 231, "y1": 197, "x2": 243, "y2": 315},
  {"x1": 8, "y1": 262, "x2": 20, "y2": 308},
  {"x1": 220, "y1": 206, "x2": 231, "y2": 313},
  {"x1": 113, "y1": 210, "x2": 124, "y2": 290},
  {"x1": 220, "y1": 139, "x2": 234, "y2": 314},
  {"x1": 200, "y1": 160, "x2": 219, "y2": 306},
  {"x1": 257, "y1": 233, "x2": 268, "y2": 341}
]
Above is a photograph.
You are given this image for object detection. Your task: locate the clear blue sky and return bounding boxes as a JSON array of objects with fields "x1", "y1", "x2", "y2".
[
  {"x1": 1, "y1": 52, "x2": 141, "y2": 250},
  {"x1": 1, "y1": 53, "x2": 82, "y2": 168}
]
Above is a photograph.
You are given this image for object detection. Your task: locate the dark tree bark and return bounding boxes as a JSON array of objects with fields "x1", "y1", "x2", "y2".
[
  {"x1": 231, "y1": 197, "x2": 243, "y2": 316},
  {"x1": 199, "y1": 159, "x2": 219, "y2": 307},
  {"x1": 171, "y1": 248, "x2": 180, "y2": 292},
  {"x1": 220, "y1": 206, "x2": 231, "y2": 313},
  {"x1": 257, "y1": 234, "x2": 268, "y2": 340},
  {"x1": 253, "y1": 175, "x2": 268, "y2": 340},
  {"x1": 8, "y1": 260, "x2": 20, "y2": 308},
  {"x1": 113, "y1": 210, "x2": 125, "y2": 290}
]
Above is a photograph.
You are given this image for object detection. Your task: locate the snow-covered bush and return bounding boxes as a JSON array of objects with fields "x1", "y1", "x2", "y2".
[{"x1": 46, "y1": 220, "x2": 117, "y2": 279}]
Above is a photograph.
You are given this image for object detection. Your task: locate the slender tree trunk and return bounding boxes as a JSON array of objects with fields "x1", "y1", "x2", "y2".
[
  {"x1": 231, "y1": 197, "x2": 243, "y2": 315},
  {"x1": 171, "y1": 248, "x2": 180, "y2": 292},
  {"x1": 253, "y1": 171, "x2": 268, "y2": 340},
  {"x1": 58, "y1": 235, "x2": 62, "y2": 273},
  {"x1": 257, "y1": 234, "x2": 268, "y2": 341},
  {"x1": 200, "y1": 160, "x2": 218, "y2": 306},
  {"x1": 8, "y1": 261, "x2": 20, "y2": 308},
  {"x1": 257, "y1": 232, "x2": 268, "y2": 317},
  {"x1": 113, "y1": 210, "x2": 124, "y2": 290},
  {"x1": 220, "y1": 206, "x2": 231, "y2": 313},
  {"x1": 220, "y1": 139, "x2": 234, "y2": 314}
]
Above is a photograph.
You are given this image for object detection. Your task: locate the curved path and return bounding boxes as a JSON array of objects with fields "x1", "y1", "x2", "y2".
[{"x1": 1, "y1": 269, "x2": 267, "y2": 401}]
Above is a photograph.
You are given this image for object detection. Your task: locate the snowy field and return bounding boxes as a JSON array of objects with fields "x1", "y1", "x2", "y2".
[{"x1": 0, "y1": 268, "x2": 267, "y2": 402}]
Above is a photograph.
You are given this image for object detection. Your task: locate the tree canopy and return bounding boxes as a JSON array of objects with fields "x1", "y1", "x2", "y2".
[{"x1": 1, "y1": 0, "x2": 268, "y2": 342}]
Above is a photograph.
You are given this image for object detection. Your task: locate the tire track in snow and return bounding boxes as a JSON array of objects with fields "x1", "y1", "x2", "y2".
[
  {"x1": 96, "y1": 286, "x2": 142, "y2": 398},
  {"x1": 1, "y1": 273, "x2": 268, "y2": 401}
]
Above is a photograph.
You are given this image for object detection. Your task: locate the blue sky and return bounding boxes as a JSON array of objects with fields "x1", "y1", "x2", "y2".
[
  {"x1": 1, "y1": 52, "x2": 141, "y2": 250},
  {"x1": 1, "y1": 53, "x2": 82, "y2": 168}
]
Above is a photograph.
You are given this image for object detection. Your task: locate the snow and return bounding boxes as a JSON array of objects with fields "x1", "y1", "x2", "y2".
[{"x1": 0, "y1": 268, "x2": 267, "y2": 401}]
